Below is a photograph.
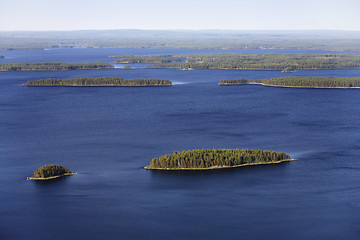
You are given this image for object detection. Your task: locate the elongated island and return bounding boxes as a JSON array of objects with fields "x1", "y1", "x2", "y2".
[
  {"x1": 219, "y1": 76, "x2": 360, "y2": 88},
  {"x1": 114, "y1": 57, "x2": 183, "y2": 64},
  {"x1": 27, "y1": 164, "x2": 77, "y2": 180},
  {"x1": 23, "y1": 77, "x2": 172, "y2": 87},
  {"x1": 144, "y1": 149, "x2": 294, "y2": 170},
  {"x1": 145, "y1": 53, "x2": 360, "y2": 71},
  {"x1": 0, "y1": 62, "x2": 114, "y2": 71}
]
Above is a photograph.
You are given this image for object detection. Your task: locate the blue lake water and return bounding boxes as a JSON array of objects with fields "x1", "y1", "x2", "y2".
[{"x1": 1, "y1": 48, "x2": 360, "y2": 240}]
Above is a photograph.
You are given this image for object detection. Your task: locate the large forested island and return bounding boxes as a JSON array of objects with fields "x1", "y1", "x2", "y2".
[
  {"x1": 145, "y1": 53, "x2": 360, "y2": 71},
  {"x1": 114, "y1": 57, "x2": 183, "y2": 64},
  {"x1": 145, "y1": 149, "x2": 293, "y2": 170},
  {"x1": 27, "y1": 164, "x2": 76, "y2": 180},
  {"x1": 23, "y1": 77, "x2": 172, "y2": 86},
  {"x1": 0, "y1": 62, "x2": 114, "y2": 71},
  {"x1": 219, "y1": 76, "x2": 360, "y2": 88}
]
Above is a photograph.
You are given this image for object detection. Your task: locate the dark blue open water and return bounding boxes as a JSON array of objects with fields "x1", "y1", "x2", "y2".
[{"x1": 1, "y1": 48, "x2": 360, "y2": 240}]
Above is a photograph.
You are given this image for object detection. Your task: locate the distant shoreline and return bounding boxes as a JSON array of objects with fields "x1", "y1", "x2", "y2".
[{"x1": 144, "y1": 159, "x2": 295, "y2": 171}]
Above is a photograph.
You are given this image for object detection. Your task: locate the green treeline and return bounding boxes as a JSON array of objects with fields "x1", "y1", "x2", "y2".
[
  {"x1": 146, "y1": 149, "x2": 292, "y2": 170},
  {"x1": 114, "y1": 57, "x2": 183, "y2": 64},
  {"x1": 219, "y1": 76, "x2": 360, "y2": 88},
  {"x1": 146, "y1": 53, "x2": 360, "y2": 71},
  {"x1": 31, "y1": 164, "x2": 73, "y2": 179},
  {"x1": 220, "y1": 79, "x2": 250, "y2": 85},
  {"x1": 0, "y1": 62, "x2": 114, "y2": 71},
  {"x1": 23, "y1": 77, "x2": 172, "y2": 86}
]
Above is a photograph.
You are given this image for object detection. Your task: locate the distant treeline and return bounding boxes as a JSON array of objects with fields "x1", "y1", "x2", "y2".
[
  {"x1": 114, "y1": 57, "x2": 183, "y2": 64},
  {"x1": 0, "y1": 62, "x2": 114, "y2": 71},
  {"x1": 146, "y1": 53, "x2": 360, "y2": 71},
  {"x1": 2, "y1": 30, "x2": 360, "y2": 51},
  {"x1": 31, "y1": 164, "x2": 73, "y2": 179},
  {"x1": 146, "y1": 149, "x2": 292, "y2": 170},
  {"x1": 109, "y1": 54, "x2": 172, "y2": 58},
  {"x1": 219, "y1": 76, "x2": 360, "y2": 88},
  {"x1": 23, "y1": 77, "x2": 172, "y2": 87}
]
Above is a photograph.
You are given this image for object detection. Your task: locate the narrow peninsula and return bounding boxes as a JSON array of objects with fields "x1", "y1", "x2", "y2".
[
  {"x1": 219, "y1": 76, "x2": 360, "y2": 88},
  {"x1": 0, "y1": 62, "x2": 114, "y2": 71},
  {"x1": 144, "y1": 149, "x2": 294, "y2": 170},
  {"x1": 27, "y1": 164, "x2": 77, "y2": 180},
  {"x1": 23, "y1": 77, "x2": 172, "y2": 87}
]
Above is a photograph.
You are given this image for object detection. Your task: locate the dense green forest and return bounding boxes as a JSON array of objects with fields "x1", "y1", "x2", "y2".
[
  {"x1": 0, "y1": 62, "x2": 114, "y2": 71},
  {"x1": 219, "y1": 76, "x2": 360, "y2": 88},
  {"x1": 29, "y1": 164, "x2": 75, "y2": 180},
  {"x1": 23, "y1": 77, "x2": 172, "y2": 86},
  {"x1": 114, "y1": 57, "x2": 183, "y2": 64},
  {"x1": 147, "y1": 53, "x2": 360, "y2": 71},
  {"x1": 145, "y1": 149, "x2": 292, "y2": 170}
]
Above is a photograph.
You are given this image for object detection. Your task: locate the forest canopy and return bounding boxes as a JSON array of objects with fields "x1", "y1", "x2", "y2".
[
  {"x1": 0, "y1": 62, "x2": 114, "y2": 71},
  {"x1": 23, "y1": 77, "x2": 172, "y2": 87},
  {"x1": 145, "y1": 149, "x2": 292, "y2": 170},
  {"x1": 219, "y1": 76, "x2": 360, "y2": 88}
]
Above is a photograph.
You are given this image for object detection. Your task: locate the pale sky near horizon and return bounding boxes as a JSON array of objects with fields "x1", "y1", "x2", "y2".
[{"x1": 1, "y1": 0, "x2": 359, "y2": 31}]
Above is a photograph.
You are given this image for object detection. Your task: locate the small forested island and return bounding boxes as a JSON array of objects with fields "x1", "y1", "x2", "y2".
[
  {"x1": 144, "y1": 149, "x2": 293, "y2": 170},
  {"x1": 27, "y1": 164, "x2": 76, "y2": 180},
  {"x1": 114, "y1": 57, "x2": 183, "y2": 64},
  {"x1": 0, "y1": 55, "x2": 4, "y2": 59},
  {"x1": 219, "y1": 76, "x2": 360, "y2": 88},
  {"x1": 23, "y1": 77, "x2": 172, "y2": 87},
  {"x1": 0, "y1": 62, "x2": 114, "y2": 71},
  {"x1": 145, "y1": 53, "x2": 360, "y2": 71}
]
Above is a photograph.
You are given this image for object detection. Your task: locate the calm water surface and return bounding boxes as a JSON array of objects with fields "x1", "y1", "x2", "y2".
[{"x1": 0, "y1": 48, "x2": 360, "y2": 240}]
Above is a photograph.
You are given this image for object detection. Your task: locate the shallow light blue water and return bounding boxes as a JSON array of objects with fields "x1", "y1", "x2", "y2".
[{"x1": 0, "y1": 48, "x2": 360, "y2": 240}]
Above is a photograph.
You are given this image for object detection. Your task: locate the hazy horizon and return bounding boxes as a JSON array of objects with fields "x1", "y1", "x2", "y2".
[{"x1": 1, "y1": 0, "x2": 359, "y2": 31}]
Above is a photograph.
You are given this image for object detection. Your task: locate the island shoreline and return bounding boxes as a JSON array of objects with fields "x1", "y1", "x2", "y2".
[
  {"x1": 144, "y1": 159, "x2": 295, "y2": 171},
  {"x1": 220, "y1": 82, "x2": 360, "y2": 89},
  {"x1": 27, "y1": 172, "x2": 77, "y2": 180}
]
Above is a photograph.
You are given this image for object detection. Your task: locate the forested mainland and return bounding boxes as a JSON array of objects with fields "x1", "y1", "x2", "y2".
[
  {"x1": 145, "y1": 149, "x2": 293, "y2": 170},
  {"x1": 23, "y1": 77, "x2": 172, "y2": 87},
  {"x1": 219, "y1": 76, "x2": 360, "y2": 88},
  {"x1": 0, "y1": 62, "x2": 114, "y2": 71},
  {"x1": 146, "y1": 53, "x2": 360, "y2": 71},
  {"x1": 2, "y1": 30, "x2": 360, "y2": 51},
  {"x1": 27, "y1": 164, "x2": 76, "y2": 180}
]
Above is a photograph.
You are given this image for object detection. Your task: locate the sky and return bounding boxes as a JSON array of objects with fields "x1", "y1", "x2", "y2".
[{"x1": 1, "y1": 0, "x2": 360, "y2": 31}]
